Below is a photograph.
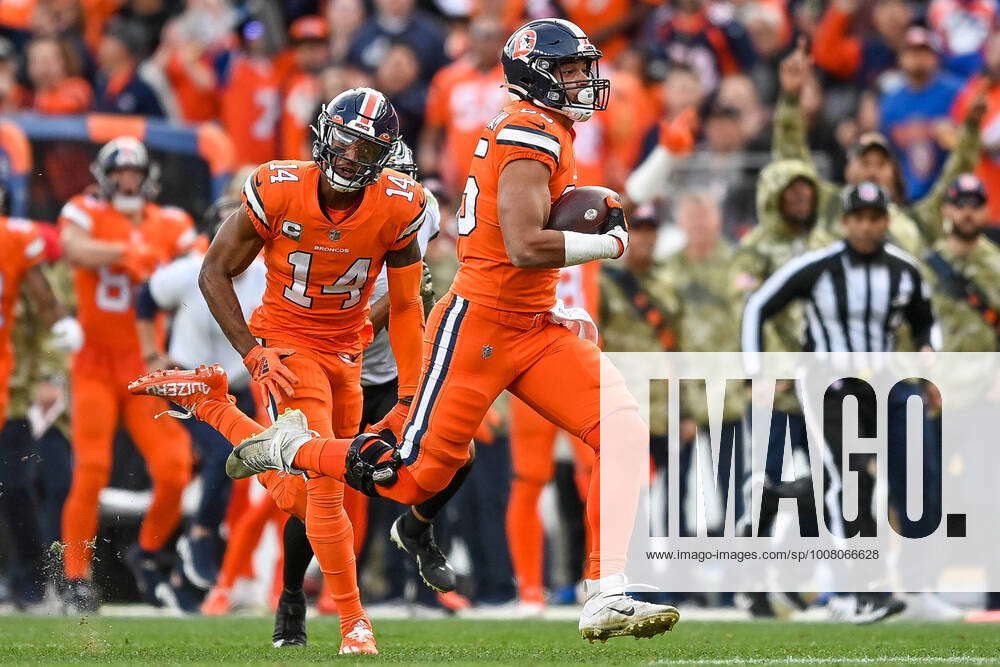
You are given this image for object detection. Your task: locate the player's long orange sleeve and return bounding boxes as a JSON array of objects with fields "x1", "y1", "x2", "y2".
[
  {"x1": 386, "y1": 261, "x2": 425, "y2": 398},
  {"x1": 813, "y1": 7, "x2": 862, "y2": 80}
]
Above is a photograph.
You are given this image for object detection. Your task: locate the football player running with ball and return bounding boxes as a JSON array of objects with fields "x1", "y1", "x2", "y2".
[{"x1": 130, "y1": 20, "x2": 678, "y2": 642}]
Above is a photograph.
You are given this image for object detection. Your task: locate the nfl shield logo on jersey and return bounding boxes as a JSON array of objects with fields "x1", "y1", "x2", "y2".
[
  {"x1": 329, "y1": 229, "x2": 341, "y2": 242},
  {"x1": 481, "y1": 345, "x2": 493, "y2": 359}
]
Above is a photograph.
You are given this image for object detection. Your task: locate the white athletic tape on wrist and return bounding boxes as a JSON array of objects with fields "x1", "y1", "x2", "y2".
[{"x1": 562, "y1": 230, "x2": 623, "y2": 266}]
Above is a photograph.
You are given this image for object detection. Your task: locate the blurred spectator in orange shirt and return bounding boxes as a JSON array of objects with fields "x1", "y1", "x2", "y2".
[
  {"x1": 419, "y1": 16, "x2": 507, "y2": 196},
  {"x1": 279, "y1": 15, "x2": 330, "y2": 160},
  {"x1": 156, "y1": 3, "x2": 236, "y2": 124},
  {"x1": 94, "y1": 19, "x2": 165, "y2": 117},
  {"x1": 812, "y1": 0, "x2": 910, "y2": 87},
  {"x1": 0, "y1": 0, "x2": 35, "y2": 37},
  {"x1": 499, "y1": 0, "x2": 661, "y2": 64},
  {"x1": 952, "y1": 33, "x2": 1000, "y2": 223},
  {"x1": 601, "y1": 64, "x2": 661, "y2": 191},
  {"x1": 0, "y1": 38, "x2": 28, "y2": 111},
  {"x1": 219, "y1": 20, "x2": 280, "y2": 166},
  {"x1": 27, "y1": 35, "x2": 94, "y2": 114}
]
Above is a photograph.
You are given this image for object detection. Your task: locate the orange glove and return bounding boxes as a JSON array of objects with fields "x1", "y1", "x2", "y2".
[
  {"x1": 116, "y1": 241, "x2": 162, "y2": 282},
  {"x1": 368, "y1": 397, "x2": 412, "y2": 442},
  {"x1": 658, "y1": 107, "x2": 699, "y2": 155},
  {"x1": 243, "y1": 345, "x2": 299, "y2": 401}
]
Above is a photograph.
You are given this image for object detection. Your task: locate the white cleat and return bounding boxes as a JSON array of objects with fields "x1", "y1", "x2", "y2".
[
  {"x1": 225, "y1": 409, "x2": 315, "y2": 479},
  {"x1": 578, "y1": 575, "x2": 679, "y2": 642}
]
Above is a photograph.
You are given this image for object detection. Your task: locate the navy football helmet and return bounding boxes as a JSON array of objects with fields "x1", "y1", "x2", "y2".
[
  {"x1": 386, "y1": 139, "x2": 418, "y2": 180},
  {"x1": 501, "y1": 19, "x2": 609, "y2": 122},
  {"x1": 312, "y1": 87, "x2": 400, "y2": 192},
  {"x1": 91, "y1": 136, "x2": 160, "y2": 212}
]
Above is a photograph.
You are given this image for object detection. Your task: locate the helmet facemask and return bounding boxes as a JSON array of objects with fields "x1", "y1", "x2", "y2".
[
  {"x1": 91, "y1": 138, "x2": 159, "y2": 214},
  {"x1": 533, "y1": 55, "x2": 609, "y2": 122},
  {"x1": 312, "y1": 106, "x2": 394, "y2": 192}
]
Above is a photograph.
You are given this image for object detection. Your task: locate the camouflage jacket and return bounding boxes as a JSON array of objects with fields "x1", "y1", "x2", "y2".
[
  {"x1": 926, "y1": 238, "x2": 1000, "y2": 352},
  {"x1": 732, "y1": 159, "x2": 836, "y2": 413},
  {"x1": 599, "y1": 260, "x2": 676, "y2": 435},
  {"x1": 659, "y1": 242, "x2": 747, "y2": 423},
  {"x1": 8, "y1": 262, "x2": 73, "y2": 428},
  {"x1": 772, "y1": 92, "x2": 981, "y2": 255}
]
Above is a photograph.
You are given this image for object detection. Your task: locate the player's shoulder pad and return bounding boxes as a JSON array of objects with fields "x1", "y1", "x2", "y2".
[
  {"x1": 59, "y1": 194, "x2": 104, "y2": 231},
  {"x1": 4, "y1": 216, "x2": 36, "y2": 234},
  {"x1": 379, "y1": 169, "x2": 427, "y2": 245},
  {"x1": 489, "y1": 105, "x2": 565, "y2": 165},
  {"x1": 158, "y1": 205, "x2": 194, "y2": 225},
  {"x1": 243, "y1": 160, "x2": 312, "y2": 223}
]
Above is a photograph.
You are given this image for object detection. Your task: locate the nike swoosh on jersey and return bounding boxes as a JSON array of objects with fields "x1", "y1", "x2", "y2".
[{"x1": 526, "y1": 120, "x2": 547, "y2": 130}]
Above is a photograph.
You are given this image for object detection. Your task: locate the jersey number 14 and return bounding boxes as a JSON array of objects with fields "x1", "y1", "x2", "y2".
[{"x1": 283, "y1": 252, "x2": 371, "y2": 310}]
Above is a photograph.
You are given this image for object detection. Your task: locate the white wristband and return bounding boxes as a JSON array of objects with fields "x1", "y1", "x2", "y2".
[{"x1": 562, "y1": 231, "x2": 622, "y2": 266}]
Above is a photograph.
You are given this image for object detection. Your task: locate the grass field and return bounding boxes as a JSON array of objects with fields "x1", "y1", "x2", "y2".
[{"x1": 1, "y1": 617, "x2": 999, "y2": 665}]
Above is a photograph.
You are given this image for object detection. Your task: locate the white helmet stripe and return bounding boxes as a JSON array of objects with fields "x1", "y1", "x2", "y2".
[{"x1": 548, "y1": 18, "x2": 588, "y2": 38}]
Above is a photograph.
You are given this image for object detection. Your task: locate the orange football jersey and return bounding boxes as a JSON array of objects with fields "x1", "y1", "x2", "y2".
[
  {"x1": 0, "y1": 217, "x2": 45, "y2": 358},
  {"x1": 220, "y1": 56, "x2": 280, "y2": 166},
  {"x1": 451, "y1": 100, "x2": 578, "y2": 313},
  {"x1": 58, "y1": 196, "x2": 196, "y2": 352},
  {"x1": 241, "y1": 160, "x2": 428, "y2": 356},
  {"x1": 279, "y1": 72, "x2": 320, "y2": 160},
  {"x1": 424, "y1": 61, "x2": 508, "y2": 192}
]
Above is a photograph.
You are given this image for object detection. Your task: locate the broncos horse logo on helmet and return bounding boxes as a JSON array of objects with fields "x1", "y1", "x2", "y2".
[
  {"x1": 501, "y1": 19, "x2": 610, "y2": 123},
  {"x1": 312, "y1": 87, "x2": 400, "y2": 192}
]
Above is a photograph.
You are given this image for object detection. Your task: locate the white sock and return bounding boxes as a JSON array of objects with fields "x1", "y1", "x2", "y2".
[{"x1": 583, "y1": 573, "x2": 627, "y2": 599}]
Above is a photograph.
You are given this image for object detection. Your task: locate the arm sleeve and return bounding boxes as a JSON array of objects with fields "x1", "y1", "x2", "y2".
[
  {"x1": 741, "y1": 255, "x2": 822, "y2": 373},
  {"x1": 625, "y1": 146, "x2": 676, "y2": 205},
  {"x1": 135, "y1": 282, "x2": 159, "y2": 320},
  {"x1": 812, "y1": 7, "x2": 862, "y2": 79},
  {"x1": 772, "y1": 93, "x2": 814, "y2": 164},
  {"x1": 905, "y1": 269, "x2": 942, "y2": 350},
  {"x1": 386, "y1": 261, "x2": 425, "y2": 397},
  {"x1": 912, "y1": 111, "x2": 982, "y2": 243}
]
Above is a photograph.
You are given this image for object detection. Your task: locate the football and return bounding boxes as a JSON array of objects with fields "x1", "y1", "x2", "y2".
[{"x1": 545, "y1": 185, "x2": 621, "y2": 234}]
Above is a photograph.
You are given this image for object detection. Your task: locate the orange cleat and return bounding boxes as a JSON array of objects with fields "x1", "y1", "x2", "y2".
[
  {"x1": 436, "y1": 590, "x2": 471, "y2": 612},
  {"x1": 339, "y1": 618, "x2": 378, "y2": 655},
  {"x1": 201, "y1": 586, "x2": 232, "y2": 615},
  {"x1": 128, "y1": 363, "x2": 232, "y2": 419}
]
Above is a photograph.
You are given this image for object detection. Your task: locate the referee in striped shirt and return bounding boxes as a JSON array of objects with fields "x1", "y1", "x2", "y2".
[
  {"x1": 741, "y1": 181, "x2": 940, "y2": 622},
  {"x1": 742, "y1": 181, "x2": 940, "y2": 364}
]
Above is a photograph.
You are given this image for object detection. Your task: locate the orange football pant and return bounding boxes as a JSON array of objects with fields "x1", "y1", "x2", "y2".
[
  {"x1": 251, "y1": 338, "x2": 366, "y2": 632},
  {"x1": 507, "y1": 396, "x2": 594, "y2": 604},
  {"x1": 62, "y1": 348, "x2": 192, "y2": 579},
  {"x1": 216, "y1": 491, "x2": 285, "y2": 590},
  {"x1": 293, "y1": 292, "x2": 643, "y2": 580}
]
